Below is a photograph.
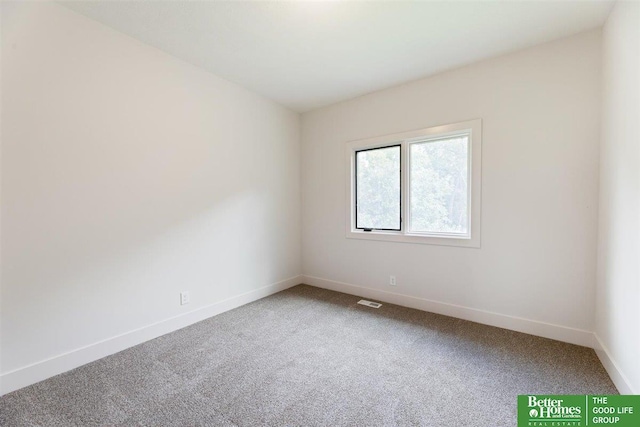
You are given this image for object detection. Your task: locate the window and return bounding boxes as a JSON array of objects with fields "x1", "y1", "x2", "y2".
[
  {"x1": 346, "y1": 119, "x2": 481, "y2": 247},
  {"x1": 355, "y1": 145, "x2": 401, "y2": 231},
  {"x1": 409, "y1": 135, "x2": 469, "y2": 235}
]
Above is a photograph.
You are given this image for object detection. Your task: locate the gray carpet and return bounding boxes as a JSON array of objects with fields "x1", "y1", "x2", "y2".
[{"x1": 0, "y1": 284, "x2": 617, "y2": 426}]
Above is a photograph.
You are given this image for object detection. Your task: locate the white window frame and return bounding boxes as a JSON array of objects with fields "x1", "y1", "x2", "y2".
[{"x1": 346, "y1": 119, "x2": 482, "y2": 248}]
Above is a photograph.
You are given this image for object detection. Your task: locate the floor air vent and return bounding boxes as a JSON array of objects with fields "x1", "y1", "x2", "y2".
[{"x1": 357, "y1": 299, "x2": 382, "y2": 308}]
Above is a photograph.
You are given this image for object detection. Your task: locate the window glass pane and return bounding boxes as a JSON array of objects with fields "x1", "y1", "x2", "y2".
[
  {"x1": 356, "y1": 145, "x2": 400, "y2": 230},
  {"x1": 410, "y1": 136, "x2": 469, "y2": 234}
]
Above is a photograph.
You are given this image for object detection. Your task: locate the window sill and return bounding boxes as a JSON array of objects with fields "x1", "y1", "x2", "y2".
[{"x1": 346, "y1": 229, "x2": 480, "y2": 248}]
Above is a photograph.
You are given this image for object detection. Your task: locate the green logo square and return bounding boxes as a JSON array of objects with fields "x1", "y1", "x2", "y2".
[{"x1": 518, "y1": 395, "x2": 640, "y2": 427}]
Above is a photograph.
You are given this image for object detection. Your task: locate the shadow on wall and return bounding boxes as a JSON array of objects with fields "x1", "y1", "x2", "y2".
[
  {"x1": 0, "y1": 2, "x2": 298, "y2": 374},
  {"x1": 2, "y1": 176, "x2": 281, "y2": 370}
]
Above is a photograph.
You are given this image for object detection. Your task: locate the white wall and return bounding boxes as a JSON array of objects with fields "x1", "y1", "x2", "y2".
[
  {"x1": 595, "y1": 0, "x2": 640, "y2": 395},
  {"x1": 0, "y1": 2, "x2": 4, "y2": 391},
  {"x1": 0, "y1": 2, "x2": 300, "y2": 393},
  {"x1": 302, "y1": 31, "x2": 602, "y2": 343}
]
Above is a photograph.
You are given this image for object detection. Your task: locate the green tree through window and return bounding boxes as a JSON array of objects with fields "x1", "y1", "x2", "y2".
[
  {"x1": 410, "y1": 136, "x2": 468, "y2": 233},
  {"x1": 356, "y1": 145, "x2": 400, "y2": 230}
]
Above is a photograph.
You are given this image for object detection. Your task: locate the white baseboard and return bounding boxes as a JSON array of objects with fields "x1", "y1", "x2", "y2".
[
  {"x1": 4, "y1": 276, "x2": 630, "y2": 397},
  {"x1": 592, "y1": 334, "x2": 636, "y2": 395},
  {"x1": 0, "y1": 275, "x2": 302, "y2": 396},
  {"x1": 302, "y1": 275, "x2": 594, "y2": 348}
]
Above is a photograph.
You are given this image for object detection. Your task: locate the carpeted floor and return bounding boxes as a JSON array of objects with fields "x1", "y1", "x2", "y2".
[{"x1": 0, "y1": 284, "x2": 617, "y2": 426}]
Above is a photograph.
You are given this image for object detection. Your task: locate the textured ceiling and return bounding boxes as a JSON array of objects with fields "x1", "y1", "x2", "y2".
[{"x1": 60, "y1": 1, "x2": 613, "y2": 112}]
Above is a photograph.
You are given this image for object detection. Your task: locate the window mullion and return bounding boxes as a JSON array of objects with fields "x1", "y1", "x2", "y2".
[{"x1": 401, "y1": 140, "x2": 409, "y2": 235}]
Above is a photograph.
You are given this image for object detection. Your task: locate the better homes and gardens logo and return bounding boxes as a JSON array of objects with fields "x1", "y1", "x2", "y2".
[
  {"x1": 522, "y1": 395, "x2": 584, "y2": 426},
  {"x1": 518, "y1": 395, "x2": 640, "y2": 427}
]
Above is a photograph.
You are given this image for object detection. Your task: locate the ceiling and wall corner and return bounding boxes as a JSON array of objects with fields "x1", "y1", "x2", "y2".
[{"x1": 59, "y1": 0, "x2": 614, "y2": 112}]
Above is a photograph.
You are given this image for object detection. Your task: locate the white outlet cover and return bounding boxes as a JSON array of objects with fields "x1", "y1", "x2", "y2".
[{"x1": 180, "y1": 291, "x2": 190, "y2": 305}]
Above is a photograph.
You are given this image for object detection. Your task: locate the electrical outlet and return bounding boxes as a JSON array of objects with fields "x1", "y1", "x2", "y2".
[
  {"x1": 180, "y1": 291, "x2": 190, "y2": 305},
  {"x1": 389, "y1": 275, "x2": 396, "y2": 286}
]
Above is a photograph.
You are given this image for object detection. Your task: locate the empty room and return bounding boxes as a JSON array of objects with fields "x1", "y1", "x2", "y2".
[{"x1": 1, "y1": 0, "x2": 638, "y2": 426}]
